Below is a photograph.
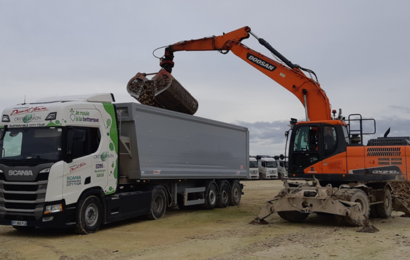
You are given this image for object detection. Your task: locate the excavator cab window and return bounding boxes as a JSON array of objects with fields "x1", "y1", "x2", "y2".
[
  {"x1": 323, "y1": 126, "x2": 337, "y2": 156},
  {"x1": 290, "y1": 125, "x2": 320, "y2": 174}
]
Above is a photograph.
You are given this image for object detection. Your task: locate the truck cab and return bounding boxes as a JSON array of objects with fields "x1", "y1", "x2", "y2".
[
  {"x1": 277, "y1": 160, "x2": 288, "y2": 178},
  {"x1": 0, "y1": 94, "x2": 121, "y2": 231},
  {"x1": 256, "y1": 155, "x2": 278, "y2": 179},
  {"x1": 248, "y1": 156, "x2": 259, "y2": 179}
]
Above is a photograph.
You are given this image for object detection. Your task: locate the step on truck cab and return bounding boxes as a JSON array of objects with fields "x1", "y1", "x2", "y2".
[{"x1": 0, "y1": 93, "x2": 249, "y2": 233}]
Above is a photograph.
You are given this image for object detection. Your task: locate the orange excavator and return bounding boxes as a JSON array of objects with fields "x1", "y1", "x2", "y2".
[{"x1": 138, "y1": 26, "x2": 410, "y2": 227}]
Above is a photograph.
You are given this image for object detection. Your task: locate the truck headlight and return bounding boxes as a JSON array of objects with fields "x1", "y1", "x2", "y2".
[
  {"x1": 2, "y1": 115, "x2": 10, "y2": 122},
  {"x1": 44, "y1": 204, "x2": 63, "y2": 214},
  {"x1": 45, "y1": 112, "x2": 57, "y2": 121},
  {"x1": 40, "y1": 168, "x2": 51, "y2": 173}
]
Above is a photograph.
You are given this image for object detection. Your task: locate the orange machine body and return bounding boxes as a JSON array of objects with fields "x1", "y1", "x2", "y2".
[{"x1": 160, "y1": 26, "x2": 408, "y2": 185}]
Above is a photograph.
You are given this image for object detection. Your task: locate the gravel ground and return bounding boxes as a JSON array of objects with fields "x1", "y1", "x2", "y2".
[{"x1": 1, "y1": 180, "x2": 410, "y2": 260}]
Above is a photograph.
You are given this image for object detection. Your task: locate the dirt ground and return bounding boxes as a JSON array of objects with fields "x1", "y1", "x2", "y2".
[{"x1": 1, "y1": 180, "x2": 410, "y2": 260}]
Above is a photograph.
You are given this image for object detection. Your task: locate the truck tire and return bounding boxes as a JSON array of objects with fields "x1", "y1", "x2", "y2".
[
  {"x1": 75, "y1": 195, "x2": 103, "y2": 234},
  {"x1": 375, "y1": 187, "x2": 393, "y2": 218},
  {"x1": 147, "y1": 186, "x2": 167, "y2": 220},
  {"x1": 202, "y1": 182, "x2": 217, "y2": 210},
  {"x1": 278, "y1": 211, "x2": 309, "y2": 222},
  {"x1": 216, "y1": 182, "x2": 230, "y2": 208},
  {"x1": 229, "y1": 181, "x2": 241, "y2": 206}
]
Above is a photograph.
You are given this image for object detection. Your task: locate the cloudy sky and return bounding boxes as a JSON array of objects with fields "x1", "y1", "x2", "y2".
[{"x1": 1, "y1": 1, "x2": 410, "y2": 156}]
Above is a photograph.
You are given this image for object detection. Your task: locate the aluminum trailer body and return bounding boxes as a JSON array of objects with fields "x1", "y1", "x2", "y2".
[{"x1": 0, "y1": 93, "x2": 248, "y2": 233}]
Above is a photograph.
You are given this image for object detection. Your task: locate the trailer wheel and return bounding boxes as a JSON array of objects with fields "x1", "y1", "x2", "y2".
[
  {"x1": 278, "y1": 211, "x2": 309, "y2": 222},
  {"x1": 216, "y1": 182, "x2": 230, "y2": 208},
  {"x1": 230, "y1": 181, "x2": 242, "y2": 206},
  {"x1": 147, "y1": 186, "x2": 167, "y2": 220},
  {"x1": 375, "y1": 187, "x2": 393, "y2": 218},
  {"x1": 202, "y1": 182, "x2": 217, "y2": 210},
  {"x1": 75, "y1": 195, "x2": 103, "y2": 234}
]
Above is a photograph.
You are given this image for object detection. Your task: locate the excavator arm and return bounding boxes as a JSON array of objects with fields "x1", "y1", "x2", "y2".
[{"x1": 160, "y1": 26, "x2": 332, "y2": 121}]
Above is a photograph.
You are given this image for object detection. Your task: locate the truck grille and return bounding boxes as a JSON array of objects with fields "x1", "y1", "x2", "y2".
[{"x1": 0, "y1": 172, "x2": 49, "y2": 221}]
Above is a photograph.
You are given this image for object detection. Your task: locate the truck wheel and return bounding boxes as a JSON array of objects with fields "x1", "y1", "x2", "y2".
[
  {"x1": 216, "y1": 182, "x2": 230, "y2": 208},
  {"x1": 229, "y1": 181, "x2": 241, "y2": 206},
  {"x1": 147, "y1": 186, "x2": 167, "y2": 220},
  {"x1": 202, "y1": 182, "x2": 217, "y2": 210},
  {"x1": 375, "y1": 187, "x2": 393, "y2": 218},
  {"x1": 75, "y1": 195, "x2": 103, "y2": 234},
  {"x1": 278, "y1": 211, "x2": 309, "y2": 222}
]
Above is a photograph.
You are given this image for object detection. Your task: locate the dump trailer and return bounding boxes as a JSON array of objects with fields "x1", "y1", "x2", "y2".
[{"x1": 0, "y1": 93, "x2": 248, "y2": 233}]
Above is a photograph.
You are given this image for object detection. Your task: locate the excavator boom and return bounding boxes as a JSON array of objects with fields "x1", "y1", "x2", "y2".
[{"x1": 160, "y1": 26, "x2": 332, "y2": 121}]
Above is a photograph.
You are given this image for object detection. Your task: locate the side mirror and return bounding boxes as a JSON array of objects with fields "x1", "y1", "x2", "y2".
[
  {"x1": 0, "y1": 125, "x2": 8, "y2": 141},
  {"x1": 0, "y1": 129, "x2": 5, "y2": 141}
]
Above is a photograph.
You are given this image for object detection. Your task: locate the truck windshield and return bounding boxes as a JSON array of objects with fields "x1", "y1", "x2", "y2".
[
  {"x1": 249, "y1": 161, "x2": 258, "y2": 168},
  {"x1": 264, "y1": 161, "x2": 277, "y2": 168},
  {"x1": 0, "y1": 127, "x2": 62, "y2": 163}
]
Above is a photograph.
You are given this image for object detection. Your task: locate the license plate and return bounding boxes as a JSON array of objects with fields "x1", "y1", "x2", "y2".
[{"x1": 11, "y1": 220, "x2": 27, "y2": 226}]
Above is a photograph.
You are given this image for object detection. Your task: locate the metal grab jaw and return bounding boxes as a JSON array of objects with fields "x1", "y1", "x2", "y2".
[
  {"x1": 250, "y1": 178, "x2": 368, "y2": 227},
  {"x1": 126, "y1": 70, "x2": 198, "y2": 115}
]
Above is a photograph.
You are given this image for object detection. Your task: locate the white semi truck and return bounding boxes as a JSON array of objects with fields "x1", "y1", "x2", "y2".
[
  {"x1": 277, "y1": 160, "x2": 288, "y2": 179},
  {"x1": 248, "y1": 156, "x2": 259, "y2": 179},
  {"x1": 0, "y1": 94, "x2": 249, "y2": 233},
  {"x1": 255, "y1": 155, "x2": 278, "y2": 179}
]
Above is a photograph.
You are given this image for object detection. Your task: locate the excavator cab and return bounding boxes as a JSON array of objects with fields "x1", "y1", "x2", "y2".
[{"x1": 288, "y1": 122, "x2": 348, "y2": 176}]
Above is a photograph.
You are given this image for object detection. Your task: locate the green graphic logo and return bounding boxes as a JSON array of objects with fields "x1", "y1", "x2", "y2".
[
  {"x1": 23, "y1": 114, "x2": 33, "y2": 123},
  {"x1": 101, "y1": 152, "x2": 108, "y2": 161}
]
